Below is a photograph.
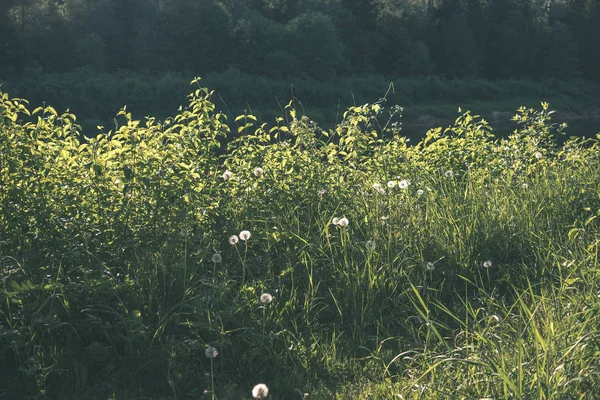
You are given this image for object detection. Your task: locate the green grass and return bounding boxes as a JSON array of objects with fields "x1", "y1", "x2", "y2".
[{"x1": 1, "y1": 81, "x2": 599, "y2": 399}]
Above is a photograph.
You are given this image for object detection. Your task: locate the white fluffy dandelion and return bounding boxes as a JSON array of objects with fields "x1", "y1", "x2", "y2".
[
  {"x1": 522, "y1": 183, "x2": 529, "y2": 189},
  {"x1": 228, "y1": 235, "x2": 239, "y2": 245},
  {"x1": 239, "y1": 230, "x2": 251, "y2": 241},
  {"x1": 535, "y1": 152, "x2": 543, "y2": 160},
  {"x1": 205, "y1": 345, "x2": 218, "y2": 358},
  {"x1": 254, "y1": 167, "x2": 264, "y2": 177},
  {"x1": 337, "y1": 217, "x2": 349, "y2": 227},
  {"x1": 211, "y1": 253, "x2": 222, "y2": 263},
  {"x1": 252, "y1": 383, "x2": 269, "y2": 399},
  {"x1": 222, "y1": 170, "x2": 233, "y2": 180},
  {"x1": 483, "y1": 260, "x2": 493, "y2": 269},
  {"x1": 445, "y1": 170, "x2": 454, "y2": 179},
  {"x1": 260, "y1": 293, "x2": 273, "y2": 305},
  {"x1": 416, "y1": 189, "x2": 424, "y2": 197},
  {"x1": 387, "y1": 180, "x2": 396, "y2": 189},
  {"x1": 331, "y1": 217, "x2": 340, "y2": 225},
  {"x1": 373, "y1": 183, "x2": 386, "y2": 194},
  {"x1": 425, "y1": 262, "x2": 435, "y2": 271},
  {"x1": 398, "y1": 179, "x2": 410, "y2": 189}
]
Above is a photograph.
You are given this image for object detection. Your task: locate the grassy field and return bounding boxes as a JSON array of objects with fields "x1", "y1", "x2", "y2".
[{"x1": 1, "y1": 80, "x2": 599, "y2": 399}]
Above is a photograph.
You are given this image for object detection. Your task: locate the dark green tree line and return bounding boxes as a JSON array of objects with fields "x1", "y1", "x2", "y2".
[{"x1": 0, "y1": 0, "x2": 598, "y2": 81}]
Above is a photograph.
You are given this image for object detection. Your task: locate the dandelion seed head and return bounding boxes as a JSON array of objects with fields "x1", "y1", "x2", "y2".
[
  {"x1": 337, "y1": 217, "x2": 349, "y2": 227},
  {"x1": 417, "y1": 189, "x2": 424, "y2": 197},
  {"x1": 211, "y1": 253, "x2": 222, "y2": 263},
  {"x1": 425, "y1": 262, "x2": 435, "y2": 271},
  {"x1": 239, "y1": 230, "x2": 251, "y2": 241},
  {"x1": 445, "y1": 170, "x2": 454, "y2": 179},
  {"x1": 228, "y1": 235, "x2": 239, "y2": 245},
  {"x1": 252, "y1": 383, "x2": 269, "y2": 399},
  {"x1": 260, "y1": 293, "x2": 273, "y2": 305},
  {"x1": 398, "y1": 179, "x2": 410, "y2": 189},
  {"x1": 373, "y1": 183, "x2": 382, "y2": 190},
  {"x1": 222, "y1": 170, "x2": 233, "y2": 180},
  {"x1": 387, "y1": 180, "x2": 396, "y2": 189},
  {"x1": 522, "y1": 183, "x2": 529, "y2": 189},
  {"x1": 254, "y1": 167, "x2": 264, "y2": 177},
  {"x1": 535, "y1": 152, "x2": 543, "y2": 160},
  {"x1": 483, "y1": 260, "x2": 493, "y2": 269},
  {"x1": 205, "y1": 345, "x2": 218, "y2": 359},
  {"x1": 366, "y1": 240, "x2": 376, "y2": 251}
]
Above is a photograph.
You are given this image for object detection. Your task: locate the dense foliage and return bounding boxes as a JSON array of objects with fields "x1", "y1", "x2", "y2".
[
  {"x1": 1, "y1": 0, "x2": 599, "y2": 80},
  {"x1": 1, "y1": 81, "x2": 600, "y2": 399},
  {"x1": 2, "y1": 0, "x2": 600, "y2": 136}
]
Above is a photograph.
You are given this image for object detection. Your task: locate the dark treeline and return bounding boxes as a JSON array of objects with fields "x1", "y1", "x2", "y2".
[{"x1": 1, "y1": 0, "x2": 599, "y2": 81}]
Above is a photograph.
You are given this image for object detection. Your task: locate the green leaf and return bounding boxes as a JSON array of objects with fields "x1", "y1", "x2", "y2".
[
  {"x1": 46, "y1": 106, "x2": 58, "y2": 116},
  {"x1": 567, "y1": 227, "x2": 580, "y2": 242}
]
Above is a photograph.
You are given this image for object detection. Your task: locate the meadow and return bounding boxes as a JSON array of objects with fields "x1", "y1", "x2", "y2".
[{"x1": 1, "y1": 79, "x2": 599, "y2": 399}]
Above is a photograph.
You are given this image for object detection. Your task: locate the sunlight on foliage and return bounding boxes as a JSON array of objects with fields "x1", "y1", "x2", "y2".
[{"x1": 1, "y1": 80, "x2": 599, "y2": 399}]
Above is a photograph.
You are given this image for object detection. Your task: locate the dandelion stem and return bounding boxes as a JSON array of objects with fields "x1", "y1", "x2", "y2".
[{"x1": 210, "y1": 357, "x2": 215, "y2": 400}]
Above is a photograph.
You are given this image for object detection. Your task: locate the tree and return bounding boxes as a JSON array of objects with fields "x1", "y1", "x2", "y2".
[
  {"x1": 342, "y1": 0, "x2": 377, "y2": 29},
  {"x1": 541, "y1": 22, "x2": 580, "y2": 78},
  {"x1": 286, "y1": 12, "x2": 346, "y2": 79},
  {"x1": 252, "y1": 0, "x2": 299, "y2": 22},
  {"x1": 487, "y1": 9, "x2": 535, "y2": 78}
]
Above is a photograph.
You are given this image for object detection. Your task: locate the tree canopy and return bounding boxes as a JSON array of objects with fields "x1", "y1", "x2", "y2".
[{"x1": 0, "y1": 0, "x2": 597, "y2": 80}]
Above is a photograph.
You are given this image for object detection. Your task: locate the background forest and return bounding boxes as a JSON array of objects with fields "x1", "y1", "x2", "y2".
[{"x1": 1, "y1": 0, "x2": 600, "y2": 132}]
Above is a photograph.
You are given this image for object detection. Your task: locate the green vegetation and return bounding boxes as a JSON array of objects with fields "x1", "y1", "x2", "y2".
[
  {"x1": 1, "y1": 80, "x2": 599, "y2": 399},
  {"x1": 3, "y1": 69, "x2": 600, "y2": 135},
  {"x1": 2, "y1": 0, "x2": 600, "y2": 137},
  {"x1": 2, "y1": 0, "x2": 600, "y2": 80}
]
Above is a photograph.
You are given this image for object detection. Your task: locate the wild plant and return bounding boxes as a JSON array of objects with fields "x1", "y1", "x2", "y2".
[{"x1": 1, "y1": 81, "x2": 599, "y2": 399}]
